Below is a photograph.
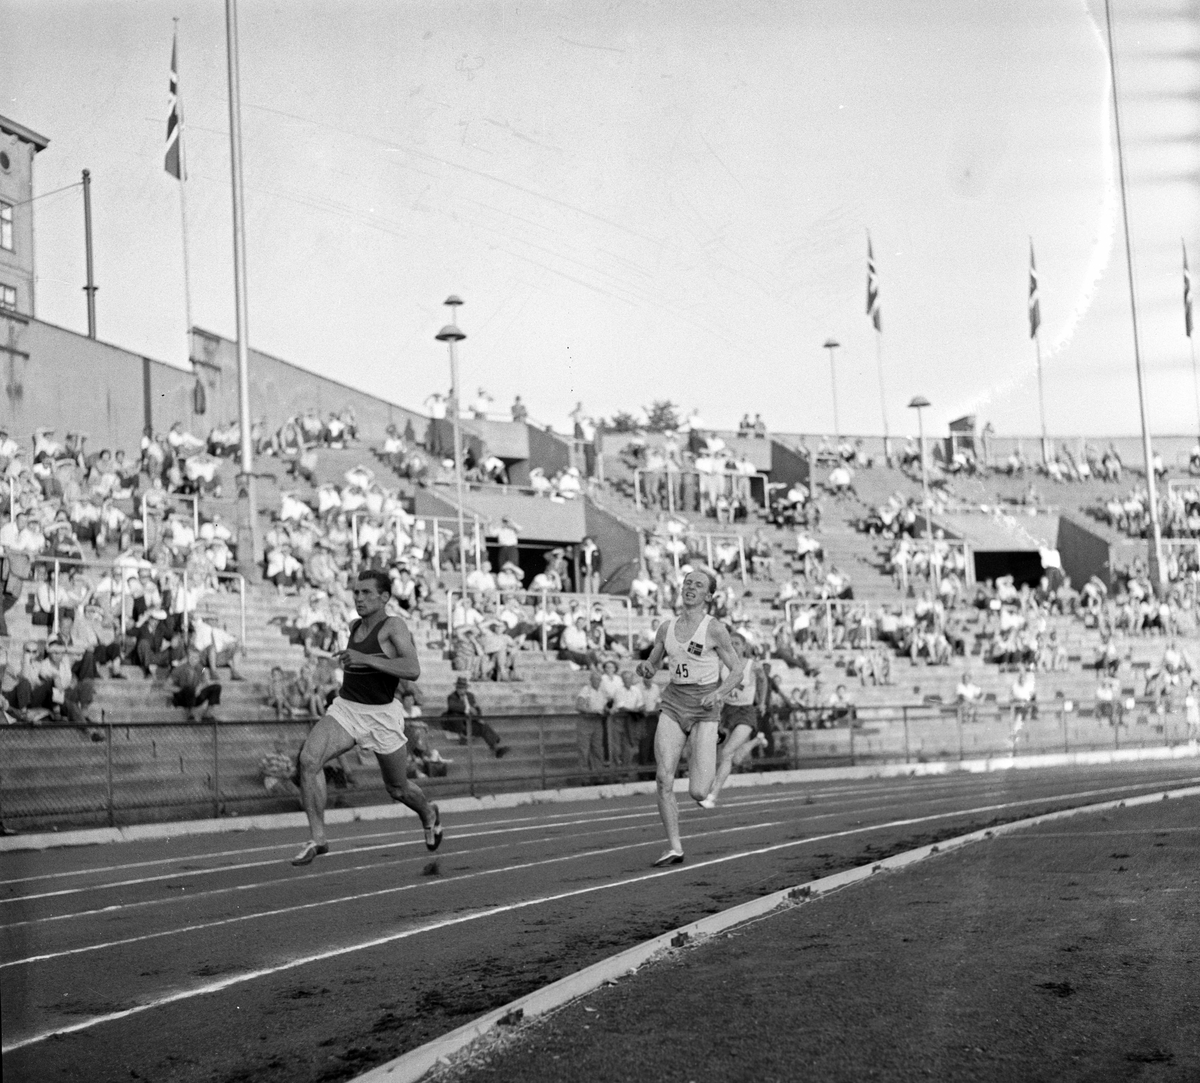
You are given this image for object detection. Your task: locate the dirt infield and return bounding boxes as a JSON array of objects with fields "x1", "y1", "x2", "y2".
[{"x1": 433, "y1": 796, "x2": 1200, "y2": 1083}]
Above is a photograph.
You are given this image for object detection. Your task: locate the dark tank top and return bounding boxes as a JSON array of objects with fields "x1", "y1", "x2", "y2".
[{"x1": 339, "y1": 618, "x2": 400, "y2": 705}]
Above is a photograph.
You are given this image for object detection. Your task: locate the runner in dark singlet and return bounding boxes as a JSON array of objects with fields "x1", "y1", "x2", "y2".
[{"x1": 290, "y1": 569, "x2": 442, "y2": 865}]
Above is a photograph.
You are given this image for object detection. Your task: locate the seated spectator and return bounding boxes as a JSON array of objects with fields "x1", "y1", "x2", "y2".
[
  {"x1": 170, "y1": 647, "x2": 221, "y2": 721},
  {"x1": 478, "y1": 618, "x2": 521, "y2": 682},
  {"x1": 190, "y1": 615, "x2": 245, "y2": 680},
  {"x1": 559, "y1": 614, "x2": 598, "y2": 668},
  {"x1": 1010, "y1": 665, "x2": 1037, "y2": 722},
  {"x1": 440, "y1": 676, "x2": 506, "y2": 756},
  {"x1": 956, "y1": 669, "x2": 983, "y2": 721},
  {"x1": 134, "y1": 608, "x2": 179, "y2": 678},
  {"x1": 266, "y1": 664, "x2": 315, "y2": 719}
]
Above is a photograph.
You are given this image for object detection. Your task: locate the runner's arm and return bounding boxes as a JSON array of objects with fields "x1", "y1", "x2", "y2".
[
  {"x1": 339, "y1": 617, "x2": 421, "y2": 681},
  {"x1": 701, "y1": 622, "x2": 745, "y2": 708},
  {"x1": 635, "y1": 623, "x2": 669, "y2": 680}
]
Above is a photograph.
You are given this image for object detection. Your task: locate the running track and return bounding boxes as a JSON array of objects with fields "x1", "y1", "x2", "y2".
[{"x1": 4, "y1": 760, "x2": 1199, "y2": 1083}]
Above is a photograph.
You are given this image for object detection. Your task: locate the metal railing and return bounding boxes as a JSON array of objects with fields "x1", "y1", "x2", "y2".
[
  {"x1": 0, "y1": 698, "x2": 1191, "y2": 830},
  {"x1": 656, "y1": 531, "x2": 748, "y2": 584},
  {"x1": 445, "y1": 588, "x2": 636, "y2": 651},
  {"x1": 782, "y1": 597, "x2": 866, "y2": 651},
  {"x1": 632, "y1": 468, "x2": 770, "y2": 514},
  {"x1": 25, "y1": 555, "x2": 247, "y2": 651}
]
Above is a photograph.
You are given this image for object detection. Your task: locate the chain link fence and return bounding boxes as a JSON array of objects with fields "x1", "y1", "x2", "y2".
[{"x1": 0, "y1": 699, "x2": 1193, "y2": 832}]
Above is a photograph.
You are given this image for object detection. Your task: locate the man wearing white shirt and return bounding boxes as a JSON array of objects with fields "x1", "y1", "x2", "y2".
[{"x1": 610, "y1": 670, "x2": 645, "y2": 774}]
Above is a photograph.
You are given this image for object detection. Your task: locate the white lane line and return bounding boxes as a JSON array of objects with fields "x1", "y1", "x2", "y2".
[
  {"x1": 0, "y1": 780, "x2": 902, "y2": 888},
  {"x1": 3, "y1": 773, "x2": 1188, "y2": 931},
  {"x1": 360, "y1": 784, "x2": 1200, "y2": 1083},
  {"x1": 0, "y1": 783, "x2": 926, "y2": 903},
  {"x1": 0, "y1": 821, "x2": 784, "y2": 969},
  {"x1": 11, "y1": 783, "x2": 1185, "y2": 1054},
  {"x1": 0, "y1": 778, "x2": 1044, "y2": 927},
  {"x1": 0, "y1": 769, "x2": 1005, "y2": 889}
]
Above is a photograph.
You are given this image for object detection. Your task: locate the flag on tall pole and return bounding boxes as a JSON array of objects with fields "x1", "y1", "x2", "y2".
[
  {"x1": 866, "y1": 235, "x2": 882, "y2": 332},
  {"x1": 165, "y1": 22, "x2": 193, "y2": 371},
  {"x1": 1028, "y1": 242, "x2": 1041, "y2": 338},
  {"x1": 1184, "y1": 239, "x2": 1194, "y2": 338},
  {"x1": 867, "y1": 232, "x2": 890, "y2": 459},
  {"x1": 165, "y1": 31, "x2": 184, "y2": 180},
  {"x1": 1028, "y1": 240, "x2": 1048, "y2": 463}
]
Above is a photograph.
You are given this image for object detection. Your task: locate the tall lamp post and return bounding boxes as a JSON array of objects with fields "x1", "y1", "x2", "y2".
[
  {"x1": 823, "y1": 339, "x2": 841, "y2": 450},
  {"x1": 908, "y1": 396, "x2": 932, "y2": 541},
  {"x1": 436, "y1": 296, "x2": 469, "y2": 593}
]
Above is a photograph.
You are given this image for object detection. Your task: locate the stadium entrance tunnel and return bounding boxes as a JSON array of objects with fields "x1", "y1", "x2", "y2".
[{"x1": 972, "y1": 549, "x2": 1044, "y2": 588}]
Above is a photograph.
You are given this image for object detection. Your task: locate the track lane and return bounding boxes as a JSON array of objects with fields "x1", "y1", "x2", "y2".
[{"x1": 4, "y1": 762, "x2": 1200, "y2": 1082}]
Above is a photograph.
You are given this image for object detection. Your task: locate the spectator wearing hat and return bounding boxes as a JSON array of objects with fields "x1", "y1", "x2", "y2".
[
  {"x1": 441, "y1": 677, "x2": 506, "y2": 756},
  {"x1": 134, "y1": 609, "x2": 180, "y2": 678}
]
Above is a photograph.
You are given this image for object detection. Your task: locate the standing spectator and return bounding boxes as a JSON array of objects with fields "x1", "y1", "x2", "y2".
[
  {"x1": 441, "y1": 676, "x2": 507, "y2": 757},
  {"x1": 511, "y1": 395, "x2": 528, "y2": 423},
  {"x1": 579, "y1": 535, "x2": 602, "y2": 594},
  {"x1": 493, "y1": 516, "x2": 522, "y2": 572},
  {"x1": 609, "y1": 670, "x2": 645, "y2": 775},
  {"x1": 574, "y1": 670, "x2": 610, "y2": 781}
]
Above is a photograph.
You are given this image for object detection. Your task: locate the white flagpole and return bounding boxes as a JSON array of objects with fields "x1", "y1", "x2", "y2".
[{"x1": 175, "y1": 19, "x2": 194, "y2": 362}]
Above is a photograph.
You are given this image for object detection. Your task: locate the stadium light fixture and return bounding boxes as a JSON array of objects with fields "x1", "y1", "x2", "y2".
[{"x1": 437, "y1": 305, "x2": 469, "y2": 592}]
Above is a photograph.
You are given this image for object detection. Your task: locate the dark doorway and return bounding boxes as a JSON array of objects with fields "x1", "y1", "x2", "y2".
[
  {"x1": 972, "y1": 550, "x2": 1044, "y2": 588},
  {"x1": 486, "y1": 539, "x2": 577, "y2": 592}
]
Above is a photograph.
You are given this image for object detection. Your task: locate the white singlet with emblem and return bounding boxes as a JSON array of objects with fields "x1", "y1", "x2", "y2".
[
  {"x1": 723, "y1": 658, "x2": 758, "y2": 706},
  {"x1": 665, "y1": 614, "x2": 721, "y2": 685}
]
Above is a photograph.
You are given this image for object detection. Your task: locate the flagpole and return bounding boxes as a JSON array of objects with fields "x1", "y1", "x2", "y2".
[
  {"x1": 1185, "y1": 239, "x2": 1198, "y2": 441},
  {"x1": 174, "y1": 19, "x2": 194, "y2": 363},
  {"x1": 1034, "y1": 330, "x2": 1048, "y2": 465},
  {"x1": 1104, "y1": 0, "x2": 1164, "y2": 594},
  {"x1": 875, "y1": 329, "x2": 890, "y2": 462},
  {"x1": 224, "y1": 0, "x2": 260, "y2": 580}
]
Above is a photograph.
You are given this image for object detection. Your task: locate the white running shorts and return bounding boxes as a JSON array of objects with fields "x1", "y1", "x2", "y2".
[{"x1": 327, "y1": 696, "x2": 408, "y2": 755}]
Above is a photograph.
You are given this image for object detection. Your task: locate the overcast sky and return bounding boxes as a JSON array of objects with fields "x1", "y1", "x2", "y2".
[{"x1": 5, "y1": 0, "x2": 1198, "y2": 437}]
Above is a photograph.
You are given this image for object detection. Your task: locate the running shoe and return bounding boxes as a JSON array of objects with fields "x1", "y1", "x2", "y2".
[
  {"x1": 697, "y1": 794, "x2": 717, "y2": 810},
  {"x1": 424, "y1": 804, "x2": 443, "y2": 851},
  {"x1": 652, "y1": 849, "x2": 685, "y2": 867},
  {"x1": 290, "y1": 841, "x2": 329, "y2": 866}
]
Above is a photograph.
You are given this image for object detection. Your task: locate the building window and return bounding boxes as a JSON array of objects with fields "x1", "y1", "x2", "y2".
[
  {"x1": 0, "y1": 202, "x2": 11, "y2": 250},
  {"x1": 0, "y1": 284, "x2": 16, "y2": 310}
]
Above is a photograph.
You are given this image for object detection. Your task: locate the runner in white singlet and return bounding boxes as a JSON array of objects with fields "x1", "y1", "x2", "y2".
[
  {"x1": 636, "y1": 567, "x2": 744, "y2": 867},
  {"x1": 700, "y1": 631, "x2": 767, "y2": 808}
]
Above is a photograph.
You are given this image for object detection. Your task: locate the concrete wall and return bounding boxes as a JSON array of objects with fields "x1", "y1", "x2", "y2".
[
  {"x1": 1057, "y1": 514, "x2": 1115, "y2": 589},
  {"x1": 189, "y1": 329, "x2": 428, "y2": 447},
  {"x1": 1, "y1": 313, "x2": 195, "y2": 453},
  {"x1": 768, "y1": 439, "x2": 811, "y2": 490},
  {"x1": 583, "y1": 498, "x2": 642, "y2": 595}
]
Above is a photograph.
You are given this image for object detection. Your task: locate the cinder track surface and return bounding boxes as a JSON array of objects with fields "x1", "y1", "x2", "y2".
[{"x1": 3, "y1": 761, "x2": 1198, "y2": 1083}]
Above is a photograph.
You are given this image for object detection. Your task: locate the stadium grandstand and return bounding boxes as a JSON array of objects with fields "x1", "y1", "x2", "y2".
[{"x1": 3, "y1": 104, "x2": 1200, "y2": 834}]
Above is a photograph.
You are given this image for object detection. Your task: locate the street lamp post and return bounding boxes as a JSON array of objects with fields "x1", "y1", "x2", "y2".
[
  {"x1": 436, "y1": 296, "x2": 469, "y2": 594},
  {"x1": 823, "y1": 339, "x2": 841, "y2": 450},
  {"x1": 908, "y1": 396, "x2": 932, "y2": 541}
]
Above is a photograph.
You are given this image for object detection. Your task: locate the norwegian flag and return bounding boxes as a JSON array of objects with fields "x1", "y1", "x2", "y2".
[
  {"x1": 165, "y1": 32, "x2": 183, "y2": 180},
  {"x1": 866, "y1": 235, "x2": 881, "y2": 332},
  {"x1": 1028, "y1": 242, "x2": 1041, "y2": 339},
  {"x1": 1185, "y1": 239, "x2": 1194, "y2": 339}
]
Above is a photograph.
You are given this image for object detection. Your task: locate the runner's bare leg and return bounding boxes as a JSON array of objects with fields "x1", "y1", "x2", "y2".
[
  {"x1": 686, "y1": 721, "x2": 719, "y2": 803},
  {"x1": 709, "y1": 725, "x2": 755, "y2": 803},
  {"x1": 297, "y1": 714, "x2": 357, "y2": 846},
  {"x1": 655, "y1": 715, "x2": 688, "y2": 853},
  {"x1": 375, "y1": 744, "x2": 436, "y2": 827}
]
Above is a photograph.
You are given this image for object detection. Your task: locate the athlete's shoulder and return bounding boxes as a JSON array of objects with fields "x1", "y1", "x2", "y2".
[{"x1": 380, "y1": 613, "x2": 414, "y2": 641}]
